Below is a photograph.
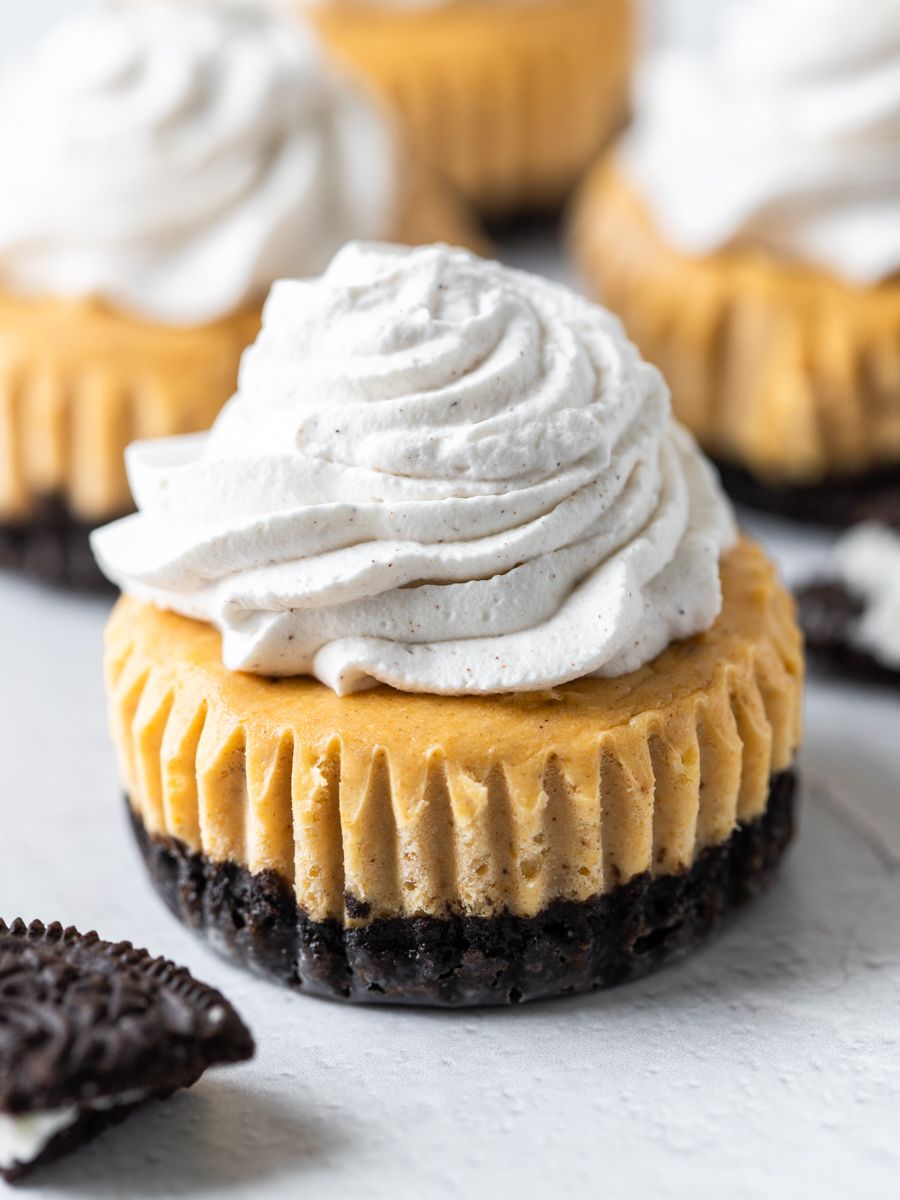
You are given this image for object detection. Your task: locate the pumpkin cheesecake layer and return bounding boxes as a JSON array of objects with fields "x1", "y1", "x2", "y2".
[
  {"x1": 310, "y1": 0, "x2": 633, "y2": 216},
  {"x1": 106, "y1": 537, "x2": 803, "y2": 1002},
  {"x1": 573, "y1": 165, "x2": 900, "y2": 498},
  {"x1": 0, "y1": 168, "x2": 482, "y2": 588},
  {"x1": 0, "y1": 294, "x2": 262, "y2": 531}
]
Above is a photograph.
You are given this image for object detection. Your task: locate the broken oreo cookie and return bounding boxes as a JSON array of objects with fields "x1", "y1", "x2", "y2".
[
  {"x1": 796, "y1": 579, "x2": 900, "y2": 687},
  {"x1": 0, "y1": 919, "x2": 254, "y2": 1182},
  {"x1": 796, "y1": 521, "x2": 900, "y2": 687}
]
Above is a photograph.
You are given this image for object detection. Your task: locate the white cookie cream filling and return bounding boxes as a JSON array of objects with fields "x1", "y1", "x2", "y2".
[
  {"x1": 93, "y1": 242, "x2": 737, "y2": 696},
  {"x1": 0, "y1": 1088, "x2": 152, "y2": 1171},
  {"x1": 622, "y1": 0, "x2": 900, "y2": 284},
  {"x1": 835, "y1": 523, "x2": 900, "y2": 669},
  {"x1": 0, "y1": 2, "x2": 397, "y2": 324},
  {"x1": 0, "y1": 1109, "x2": 77, "y2": 1171}
]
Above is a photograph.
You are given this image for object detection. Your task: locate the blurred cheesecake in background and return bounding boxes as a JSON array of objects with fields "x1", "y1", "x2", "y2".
[
  {"x1": 573, "y1": 0, "x2": 900, "y2": 525},
  {"x1": 0, "y1": 0, "x2": 482, "y2": 587},
  {"x1": 305, "y1": 0, "x2": 634, "y2": 217}
]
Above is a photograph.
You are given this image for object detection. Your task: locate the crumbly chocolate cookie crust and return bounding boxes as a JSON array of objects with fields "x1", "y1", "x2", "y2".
[
  {"x1": 0, "y1": 499, "x2": 114, "y2": 590},
  {"x1": 715, "y1": 462, "x2": 900, "y2": 528},
  {"x1": 130, "y1": 769, "x2": 797, "y2": 1007}
]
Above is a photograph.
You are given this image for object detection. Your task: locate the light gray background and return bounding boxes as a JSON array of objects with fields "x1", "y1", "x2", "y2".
[{"x1": 2, "y1": 4, "x2": 899, "y2": 1199}]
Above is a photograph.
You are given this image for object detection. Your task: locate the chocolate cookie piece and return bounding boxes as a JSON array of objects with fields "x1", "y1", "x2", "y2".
[
  {"x1": 714, "y1": 461, "x2": 900, "y2": 528},
  {"x1": 0, "y1": 919, "x2": 254, "y2": 1182},
  {"x1": 796, "y1": 580, "x2": 900, "y2": 687}
]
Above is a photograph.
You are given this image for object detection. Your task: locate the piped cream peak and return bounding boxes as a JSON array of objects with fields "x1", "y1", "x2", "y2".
[{"x1": 93, "y1": 242, "x2": 736, "y2": 695}]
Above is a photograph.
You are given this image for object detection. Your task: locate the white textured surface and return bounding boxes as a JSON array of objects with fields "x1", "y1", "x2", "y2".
[
  {"x1": 2, "y1": 4, "x2": 900, "y2": 1199},
  {"x1": 2, "y1": 510, "x2": 900, "y2": 1200}
]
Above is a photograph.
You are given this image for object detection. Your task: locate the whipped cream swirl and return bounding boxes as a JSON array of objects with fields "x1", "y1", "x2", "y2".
[
  {"x1": 623, "y1": 0, "x2": 900, "y2": 283},
  {"x1": 93, "y1": 243, "x2": 736, "y2": 696},
  {"x1": 0, "y1": 2, "x2": 397, "y2": 324}
]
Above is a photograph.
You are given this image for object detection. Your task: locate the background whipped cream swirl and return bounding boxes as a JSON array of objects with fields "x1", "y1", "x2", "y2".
[
  {"x1": 0, "y1": 2, "x2": 397, "y2": 324},
  {"x1": 623, "y1": 0, "x2": 900, "y2": 283},
  {"x1": 93, "y1": 243, "x2": 736, "y2": 696}
]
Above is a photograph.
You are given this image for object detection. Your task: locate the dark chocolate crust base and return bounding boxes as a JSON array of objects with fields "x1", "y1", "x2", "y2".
[
  {"x1": 796, "y1": 580, "x2": 900, "y2": 688},
  {"x1": 715, "y1": 460, "x2": 900, "y2": 528},
  {"x1": 129, "y1": 769, "x2": 797, "y2": 1007},
  {"x1": 0, "y1": 498, "x2": 115, "y2": 590}
]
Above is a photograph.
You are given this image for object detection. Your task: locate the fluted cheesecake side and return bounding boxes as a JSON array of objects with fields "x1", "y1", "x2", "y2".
[{"x1": 106, "y1": 537, "x2": 802, "y2": 927}]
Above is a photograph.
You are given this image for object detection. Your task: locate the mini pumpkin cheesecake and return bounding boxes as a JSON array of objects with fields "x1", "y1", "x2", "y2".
[
  {"x1": 0, "y1": 1, "x2": 481, "y2": 587},
  {"x1": 572, "y1": 0, "x2": 900, "y2": 524},
  {"x1": 93, "y1": 243, "x2": 804, "y2": 1006},
  {"x1": 307, "y1": 0, "x2": 634, "y2": 216}
]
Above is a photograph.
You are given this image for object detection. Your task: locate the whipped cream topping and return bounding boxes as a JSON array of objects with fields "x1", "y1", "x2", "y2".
[
  {"x1": 93, "y1": 242, "x2": 736, "y2": 696},
  {"x1": 835, "y1": 523, "x2": 900, "y2": 669},
  {"x1": 623, "y1": 0, "x2": 900, "y2": 284},
  {"x1": 0, "y1": 2, "x2": 397, "y2": 324}
]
